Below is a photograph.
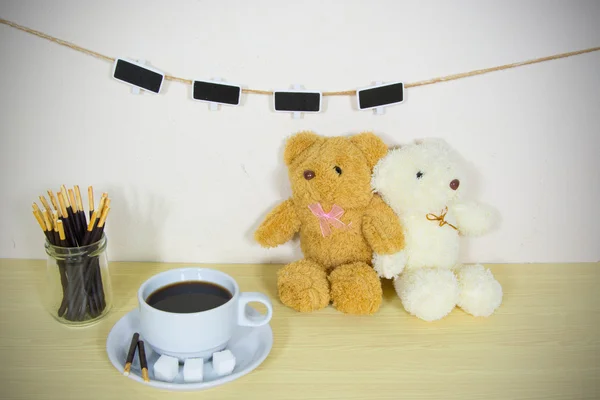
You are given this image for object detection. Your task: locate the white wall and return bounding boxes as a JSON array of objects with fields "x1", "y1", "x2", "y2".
[{"x1": 1, "y1": 0, "x2": 599, "y2": 264}]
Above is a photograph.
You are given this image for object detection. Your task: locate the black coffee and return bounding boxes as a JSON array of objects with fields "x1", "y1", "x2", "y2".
[{"x1": 146, "y1": 281, "x2": 233, "y2": 313}]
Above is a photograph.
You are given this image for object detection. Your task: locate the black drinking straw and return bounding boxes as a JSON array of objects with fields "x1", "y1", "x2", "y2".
[{"x1": 124, "y1": 332, "x2": 140, "y2": 376}]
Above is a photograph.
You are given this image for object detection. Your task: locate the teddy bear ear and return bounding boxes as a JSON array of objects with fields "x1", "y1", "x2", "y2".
[
  {"x1": 349, "y1": 132, "x2": 389, "y2": 170},
  {"x1": 415, "y1": 137, "x2": 448, "y2": 147},
  {"x1": 283, "y1": 131, "x2": 322, "y2": 166}
]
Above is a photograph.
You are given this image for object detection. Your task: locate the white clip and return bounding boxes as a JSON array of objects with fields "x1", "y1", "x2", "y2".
[
  {"x1": 373, "y1": 81, "x2": 385, "y2": 115},
  {"x1": 209, "y1": 78, "x2": 222, "y2": 111},
  {"x1": 292, "y1": 84, "x2": 303, "y2": 119},
  {"x1": 130, "y1": 60, "x2": 145, "y2": 95}
]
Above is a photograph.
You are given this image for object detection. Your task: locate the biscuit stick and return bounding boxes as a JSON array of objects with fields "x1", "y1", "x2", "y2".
[
  {"x1": 124, "y1": 333, "x2": 140, "y2": 376},
  {"x1": 55, "y1": 220, "x2": 69, "y2": 317},
  {"x1": 88, "y1": 186, "x2": 95, "y2": 219},
  {"x1": 74, "y1": 185, "x2": 88, "y2": 237},
  {"x1": 47, "y1": 190, "x2": 61, "y2": 215},
  {"x1": 138, "y1": 340, "x2": 150, "y2": 382}
]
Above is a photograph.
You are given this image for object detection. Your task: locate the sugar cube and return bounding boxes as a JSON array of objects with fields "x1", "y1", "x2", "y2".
[
  {"x1": 212, "y1": 349, "x2": 236, "y2": 376},
  {"x1": 183, "y1": 358, "x2": 204, "y2": 382},
  {"x1": 153, "y1": 354, "x2": 179, "y2": 382}
]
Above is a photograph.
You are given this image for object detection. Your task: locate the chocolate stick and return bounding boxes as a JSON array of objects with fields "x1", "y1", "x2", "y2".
[
  {"x1": 48, "y1": 192, "x2": 64, "y2": 244},
  {"x1": 52, "y1": 212, "x2": 61, "y2": 245},
  {"x1": 61, "y1": 187, "x2": 79, "y2": 244},
  {"x1": 123, "y1": 332, "x2": 140, "y2": 376},
  {"x1": 57, "y1": 221, "x2": 67, "y2": 246},
  {"x1": 74, "y1": 185, "x2": 88, "y2": 236},
  {"x1": 57, "y1": 192, "x2": 77, "y2": 247},
  {"x1": 96, "y1": 194, "x2": 107, "y2": 228},
  {"x1": 32, "y1": 209, "x2": 52, "y2": 243},
  {"x1": 82, "y1": 210, "x2": 99, "y2": 246},
  {"x1": 52, "y1": 212, "x2": 60, "y2": 244},
  {"x1": 47, "y1": 190, "x2": 60, "y2": 213},
  {"x1": 138, "y1": 340, "x2": 150, "y2": 382},
  {"x1": 58, "y1": 191, "x2": 88, "y2": 321},
  {"x1": 40, "y1": 207, "x2": 52, "y2": 231},
  {"x1": 92, "y1": 202, "x2": 110, "y2": 242},
  {"x1": 68, "y1": 188, "x2": 83, "y2": 242},
  {"x1": 39, "y1": 195, "x2": 53, "y2": 216},
  {"x1": 91, "y1": 204, "x2": 110, "y2": 310},
  {"x1": 41, "y1": 209, "x2": 57, "y2": 244},
  {"x1": 55, "y1": 220, "x2": 70, "y2": 317},
  {"x1": 82, "y1": 211, "x2": 101, "y2": 317},
  {"x1": 78, "y1": 189, "x2": 99, "y2": 316},
  {"x1": 88, "y1": 186, "x2": 95, "y2": 220},
  {"x1": 71, "y1": 200, "x2": 110, "y2": 318}
]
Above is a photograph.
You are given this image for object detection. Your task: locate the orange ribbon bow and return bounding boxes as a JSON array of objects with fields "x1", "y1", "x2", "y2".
[{"x1": 426, "y1": 207, "x2": 459, "y2": 231}]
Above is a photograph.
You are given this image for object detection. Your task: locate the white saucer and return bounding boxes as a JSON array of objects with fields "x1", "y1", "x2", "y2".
[{"x1": 106, "y1": 306, "x2": 273, "y2": 391}]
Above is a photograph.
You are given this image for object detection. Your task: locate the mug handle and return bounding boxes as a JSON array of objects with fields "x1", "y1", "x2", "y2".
[{"x1": 237, "y1": 292, "x2": 273, "y2": 327}]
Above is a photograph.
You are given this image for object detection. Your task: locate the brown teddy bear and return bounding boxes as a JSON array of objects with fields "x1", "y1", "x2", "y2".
[{"x1": 254, "y1": 131, "x2": 405, "y2": 315}]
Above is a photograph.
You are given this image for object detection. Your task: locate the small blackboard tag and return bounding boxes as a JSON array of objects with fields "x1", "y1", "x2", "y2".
[
  {"x1": 192, "y1": 80, "x2": 242, "y2": 106},
  {"x1": 273, "y1": 90, "x2": 322, "y2": 113},
  {"x1": 356, "y1": 82, "x2": 404, "y2": 111},
  {"x1": 112, "y1": 58, "x2": 164, "y2": 94}
]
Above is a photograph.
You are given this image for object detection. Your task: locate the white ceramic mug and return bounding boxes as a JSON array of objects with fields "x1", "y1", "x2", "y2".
[{"x1": 137, "y1": 267, "x2": 273, "y2": 361}]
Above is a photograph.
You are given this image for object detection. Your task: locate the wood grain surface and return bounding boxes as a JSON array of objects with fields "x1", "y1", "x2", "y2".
[{"x1": 0, "y1": 259, "x2": 598, "y2": 399}]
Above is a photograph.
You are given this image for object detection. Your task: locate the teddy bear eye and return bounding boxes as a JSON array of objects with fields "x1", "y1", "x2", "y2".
[
  {"x1": 416, "y1": 171, "x2": 424, "y2": 179},
  {"x1": 334, "y1": 166, "x2": 342, "y2": 175}
]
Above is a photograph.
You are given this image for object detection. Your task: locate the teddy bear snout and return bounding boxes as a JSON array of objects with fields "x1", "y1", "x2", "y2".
[
  {"x1": 304, "y1": 170, "x2": 316, "y2": 180},
  {"x1": 450, "y1": 179, "x2": 460, "y2": 190}
]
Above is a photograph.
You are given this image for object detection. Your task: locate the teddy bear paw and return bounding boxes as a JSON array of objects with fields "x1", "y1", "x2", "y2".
[
  {"x1": 455, "y1": 264, "x2": 502, "y2": 317},
  {"x1": 452, "y1": 201, "x2": 500, "y2": 237},
  {"x1": 277, "y1": 260, "x2": 330, "y2": 313},
  {"x1": 329, "y1": 262, "x2": 382, "y2": 315},
  {"x1": 394, "y1": 268, "x2": 459, "y2": 321},
  {"x1": 373, "y1": 251, "x2": 407, "y2": 279}
]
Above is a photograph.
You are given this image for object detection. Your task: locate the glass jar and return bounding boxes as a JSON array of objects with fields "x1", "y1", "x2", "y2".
[{"x1": 44, "y1": 234, "x2": 113, "y2": 326}]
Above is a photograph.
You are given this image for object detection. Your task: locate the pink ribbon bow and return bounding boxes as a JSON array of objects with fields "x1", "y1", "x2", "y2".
[{"x1": 308, "y1": 203, "x2": 351, "y2": 237}]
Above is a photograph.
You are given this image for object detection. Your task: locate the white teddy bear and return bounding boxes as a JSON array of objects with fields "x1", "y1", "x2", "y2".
[{"x1": 371, "y1": 138, "x2": 503, "y2": 322}]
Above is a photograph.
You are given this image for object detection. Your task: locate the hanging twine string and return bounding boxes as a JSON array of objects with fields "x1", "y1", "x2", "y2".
[{"x1": 1, "y1": 17, "x2": 599, "y2": 96}]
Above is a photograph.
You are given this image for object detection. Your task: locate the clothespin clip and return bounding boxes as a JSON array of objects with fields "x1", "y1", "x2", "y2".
[
  {"x1": 209, "y1": 77, "x2": 223, "y2": 111},
  {"x1": 130, "y1": 60, "x2": 146, "y2": 95},
  {"x1": 373, "y1": 81, "x2": 385, "y2": 115}
]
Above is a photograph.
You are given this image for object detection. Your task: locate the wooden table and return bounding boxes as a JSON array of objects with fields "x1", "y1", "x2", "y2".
[{"x1": 0, "y1": 259, "x2": 598, "y2": 399}]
